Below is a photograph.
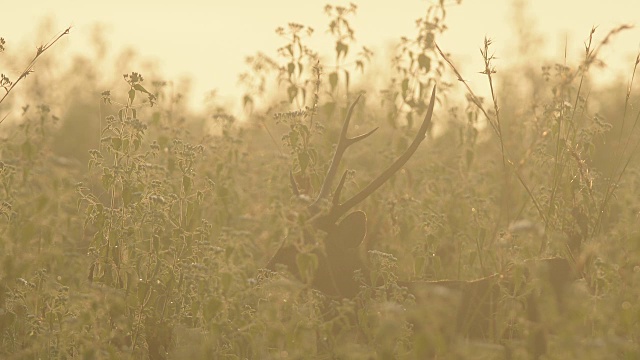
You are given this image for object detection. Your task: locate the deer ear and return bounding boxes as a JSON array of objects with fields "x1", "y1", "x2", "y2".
[{"x1": 335, "y1": 210, "x2": 367, "y2": 249}]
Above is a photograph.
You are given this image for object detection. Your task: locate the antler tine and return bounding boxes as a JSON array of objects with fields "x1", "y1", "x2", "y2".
[
  {"x1": 331, "y1": 86, "x2": 437, "y2": 220},
  {"x1": 312, "y1": 94, "x2": 378, "y2": 209},
  {"x1": 332, "y1": 170, "x2": 349, "y2": 206}
]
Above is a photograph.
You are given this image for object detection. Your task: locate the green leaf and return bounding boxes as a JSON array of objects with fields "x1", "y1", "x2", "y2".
[
  {"x1": 289, "y1": 130, "x2": 299, "y2": 147},
  {"x1": 401, "y1": 78, "x2": 409, "y2": 99},
  {"x1": 329, "y1": 71, "x2": 338, "y2": 93},
  {"x1": 133, "y1": 83, "x2": 150, "y2": 94},
  {"x1": 336, "y1": 41, "x2": 348, "y2": 61},
  {"x1": 128, "y1": 88, "x2": 136, "y2": 104},
  {"x1": 101, "y1": 171, "x2": 114, "y2": 189},
  {"x1": 287, "y1": 85, "x2": 298, "y2": 103},
  {"x1": 287, "y1": 62, "x2": 295, "y2": 79},
  {"x1": 111, "y1": 137, "x2": 122, "y2": 151},
  {"x1": 425, "y1": 32, "x2": 435, "y2": 49},
  {"x1": 418, "y1": 53, "x2": 431, "y2": 72},
  {"x1": 243, "y1": 94, "x2": 253, "y2": 111}
]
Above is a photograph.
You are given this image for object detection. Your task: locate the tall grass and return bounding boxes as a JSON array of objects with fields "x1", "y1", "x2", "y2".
[{"x1": 1, "y1": 3, "x2": 639, "y2": 359}]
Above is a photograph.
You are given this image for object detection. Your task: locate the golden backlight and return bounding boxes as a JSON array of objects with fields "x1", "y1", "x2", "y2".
[{"x1": 3, "y1": 0, "x2": 639, "y2": 112}]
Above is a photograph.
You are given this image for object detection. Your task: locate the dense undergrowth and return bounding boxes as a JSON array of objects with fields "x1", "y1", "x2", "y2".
[{"x1": 1, "y1": 2, "x2": 639, "y2": 359}]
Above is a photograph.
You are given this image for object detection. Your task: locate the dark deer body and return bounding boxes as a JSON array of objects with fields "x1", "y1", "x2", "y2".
[
  {"x1": 266, "y1": 209, "x2": 368, "y2": 298},
  {"x1": 266, "y1": 87, "x2": 577, "y2": 357}
]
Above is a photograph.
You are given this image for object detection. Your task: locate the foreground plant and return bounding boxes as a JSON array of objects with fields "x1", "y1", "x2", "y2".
[
  {"x1": 0, "y1": 27, "x2": 70, "y2": 110},
  {"x1": 78, "y1": 72, "x2": 219, "y2": 358}
]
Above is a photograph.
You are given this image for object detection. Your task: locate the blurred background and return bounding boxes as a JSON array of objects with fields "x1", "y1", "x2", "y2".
[{"x1": 3, "y1": 0, "x2": 639, "y2": 114}]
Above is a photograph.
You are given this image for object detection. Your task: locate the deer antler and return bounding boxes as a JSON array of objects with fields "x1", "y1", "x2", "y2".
[
  {"x1": 311, "y1": 94, "x2": 378, "y2": 210},
  {"x1": 322, "y1": 86, "x2": 437, "y2": 223}
]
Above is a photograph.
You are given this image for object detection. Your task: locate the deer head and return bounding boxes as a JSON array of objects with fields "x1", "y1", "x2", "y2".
[{"x1": 266, "y1": 86, "x2": 437, "y2": 298}]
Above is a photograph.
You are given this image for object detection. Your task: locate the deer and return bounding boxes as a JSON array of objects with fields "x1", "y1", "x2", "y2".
[{"x1": 265, "y1": 86, "x2": 578, "y2": 358}]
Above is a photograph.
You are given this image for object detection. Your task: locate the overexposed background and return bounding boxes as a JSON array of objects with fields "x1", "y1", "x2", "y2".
[{"x1": 3, "y1": 0, "x2": 639, "y2": 113}]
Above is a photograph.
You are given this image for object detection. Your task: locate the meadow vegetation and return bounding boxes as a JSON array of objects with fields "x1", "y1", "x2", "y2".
[{"x1": 1, "y1": 2, "x2": 639, "y2": 359}]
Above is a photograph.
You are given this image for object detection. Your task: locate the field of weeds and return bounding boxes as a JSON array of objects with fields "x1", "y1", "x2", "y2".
[{"x1": 1, "y1": 2, "x2": 639, "y2": 359}]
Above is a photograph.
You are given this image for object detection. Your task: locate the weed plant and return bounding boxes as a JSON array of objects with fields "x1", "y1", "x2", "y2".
[{"x1": 1, "y1": 2, "x2": 639, "y2": 359}]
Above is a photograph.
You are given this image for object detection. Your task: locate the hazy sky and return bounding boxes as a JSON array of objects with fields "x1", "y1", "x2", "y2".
[{"x1": 4, "y1": 0, "x2": 640, "y2": 112}]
